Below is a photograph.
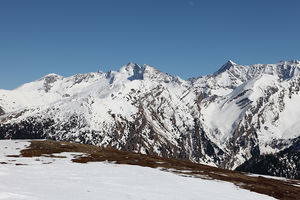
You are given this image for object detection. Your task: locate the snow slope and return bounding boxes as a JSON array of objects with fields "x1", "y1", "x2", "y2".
[{"x1": 0, "y1": 140, "x2": 275, "y2": 200}]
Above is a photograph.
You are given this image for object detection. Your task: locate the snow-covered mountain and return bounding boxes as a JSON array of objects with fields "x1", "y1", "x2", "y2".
[{"x1": 1, "y1": 60, "x2": 300, "y2": 178}]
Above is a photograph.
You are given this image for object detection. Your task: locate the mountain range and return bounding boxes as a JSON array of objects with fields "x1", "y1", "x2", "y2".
[{"x1": 1, "y1": 60, "x2": 300, "y2": 179}]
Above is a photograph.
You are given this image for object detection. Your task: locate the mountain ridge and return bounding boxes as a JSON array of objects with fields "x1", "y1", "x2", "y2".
[{"x1": 1, "y1": 60, "x2": 300, "y2": 179}]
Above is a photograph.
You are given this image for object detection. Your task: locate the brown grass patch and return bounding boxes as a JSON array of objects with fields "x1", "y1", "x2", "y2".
[{"x1": 20, "y1": 140, "x2": 300, "y2": 200}]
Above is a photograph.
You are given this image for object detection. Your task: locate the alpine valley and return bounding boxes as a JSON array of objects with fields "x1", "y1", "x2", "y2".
[{"x1": 1, "y1": 60, "x2": 300, "y2": 179}]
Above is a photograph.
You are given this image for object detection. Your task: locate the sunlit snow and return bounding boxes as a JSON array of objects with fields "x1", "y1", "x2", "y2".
[{"x1": 0, "y1": 140, "x2": 275, "y2": 200}]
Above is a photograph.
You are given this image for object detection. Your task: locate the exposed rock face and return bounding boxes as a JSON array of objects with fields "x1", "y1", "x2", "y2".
[{"x1": 1, "y1": 61, "x2": 300, "y2": 178}]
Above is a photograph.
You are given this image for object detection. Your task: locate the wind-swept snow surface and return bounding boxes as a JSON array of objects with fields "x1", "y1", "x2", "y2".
[{"x1": 0, "y1": 140, "x2": 275, "y2": 200}]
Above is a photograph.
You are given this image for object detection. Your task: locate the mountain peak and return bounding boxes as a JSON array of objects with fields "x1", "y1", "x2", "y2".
[
  {"x1": 41, "y1": 73, "x2": 63, "y2": 79},
  {"x1": 120, "y1": 62, "x2": 141, "y2": 73},
  {"x1": 38, "y1": 73, "x2": 64, "y2": 83},
  {"x1": 278, "y1": 59, "x2": 300, "y2": 65},
  {"x1": 214, "y1": 60, "x2": 237, "y2": 75},
  {"x1": 227, "y1": 60, "x2": 237, "y2": 65},
  {"x1": 141, "y1": 64, "x2": 159, "y2": 73},
  {"x1": 125, "y1": 62, "x2": 140, "y2": 68}
]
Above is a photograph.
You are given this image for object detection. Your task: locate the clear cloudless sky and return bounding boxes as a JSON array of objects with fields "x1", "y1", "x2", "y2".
[{"x1": 0, "y1": 0, "x2": 300, "y2": 89}]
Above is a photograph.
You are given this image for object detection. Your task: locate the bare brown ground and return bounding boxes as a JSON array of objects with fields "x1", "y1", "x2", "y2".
[{"x1": 16, "y1": 140, "x2": 300, "y2": 200}]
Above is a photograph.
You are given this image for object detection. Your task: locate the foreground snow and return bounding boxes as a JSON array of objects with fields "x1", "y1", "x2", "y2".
[{"x1": 0, "y1": 140, "x2": 275, "y2": 200}]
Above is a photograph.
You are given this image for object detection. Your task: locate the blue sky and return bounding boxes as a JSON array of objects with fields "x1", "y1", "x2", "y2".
[{"x1": 1, "y1": 0, "x2": 300, "y2": 89}]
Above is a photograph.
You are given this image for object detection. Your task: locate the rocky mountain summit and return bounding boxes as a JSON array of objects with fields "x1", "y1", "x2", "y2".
[{"x1": 1, "y1": 60, "x2": 300, "y2": 179}]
